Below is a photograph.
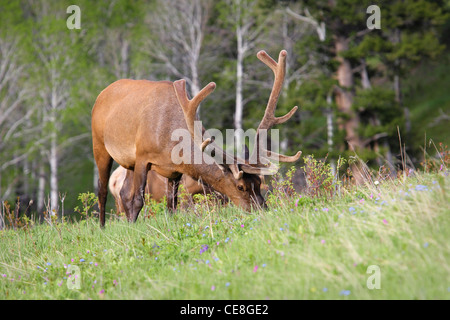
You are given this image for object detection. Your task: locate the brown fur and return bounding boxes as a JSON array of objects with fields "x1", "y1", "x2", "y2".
[{"x1": 92, "y1": 50, "x2": 300, "y2": 227}]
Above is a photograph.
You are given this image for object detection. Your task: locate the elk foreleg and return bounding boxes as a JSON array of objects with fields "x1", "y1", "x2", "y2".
[
  {"x1": 119, "y1": 168, "x2": 134, "y2": 222},
  {"x1": 167, "y1": 175, "x2": 182, "y2": 212},
  {"x1": 122, "y1": 162, "x2": 150, "y2": 222}
]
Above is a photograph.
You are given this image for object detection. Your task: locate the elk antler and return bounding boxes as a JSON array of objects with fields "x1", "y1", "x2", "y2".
[
  {"x1": 242, "y1": 50, "x2": 302, "y2": 174},
  {"x1": 174, "y1": 79, "x2": 244, "y2": 180},
  {"x1": 174, "y1": 50, "x2": 301, "y2": 180},
  {"x1": 173, "y1": 79, "x2": 215, "y2": 152}
]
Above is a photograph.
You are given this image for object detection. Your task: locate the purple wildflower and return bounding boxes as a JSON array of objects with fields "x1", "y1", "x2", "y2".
[{"x1": 200, "y1": 244, "x2": 209, "y2": 254}]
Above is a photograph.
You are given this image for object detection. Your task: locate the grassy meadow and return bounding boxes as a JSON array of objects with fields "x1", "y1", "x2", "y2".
[{"x1": 1, "y1": 168, "x2": 449, "y2": 300}]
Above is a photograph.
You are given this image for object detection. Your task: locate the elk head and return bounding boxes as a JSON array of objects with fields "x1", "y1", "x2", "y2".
[{"x1": 173, "y1": 49, "x2": 301, "y2": 211}]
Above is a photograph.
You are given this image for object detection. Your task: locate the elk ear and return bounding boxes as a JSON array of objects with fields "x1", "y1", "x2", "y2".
[{"x1": 240, "y1": 161, "x2": 279, "y2": 176}]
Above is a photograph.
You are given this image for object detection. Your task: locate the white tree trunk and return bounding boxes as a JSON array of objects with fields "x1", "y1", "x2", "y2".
[
  {"x1": 93, "y1": 164, "x2": 99, "y2": 193},
  {"x1": 49, "y1": 132, "x2": 58, "y2": 216},
  {"x1": 37, "y1": 154, "x2": 45, "y2": 215},
  {"x1": 234, "y1": 26, "x2": 244, "y2": 154}
]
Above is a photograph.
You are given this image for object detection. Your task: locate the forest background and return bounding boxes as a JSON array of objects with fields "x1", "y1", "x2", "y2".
[{"x1": 0, "y1": 0, "x2": 449, "y2": 217}]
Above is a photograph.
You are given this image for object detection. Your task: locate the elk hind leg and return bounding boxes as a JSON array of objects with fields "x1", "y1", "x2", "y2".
[{"x1": 94, "y1": 150, "x2": 113, "y2": 228}]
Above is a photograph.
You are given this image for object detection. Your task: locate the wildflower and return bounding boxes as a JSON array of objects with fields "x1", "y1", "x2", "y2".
[
  {"x1": 339, "y1": 290, "x2": 351, "y2": 296},
  {"x1": 415, "y1": 185, "x2": 428, "y2": 191},
  {"x1": 349, "y1": 207, "x2": 355, "y2": 213},
  {"x1": 46, "y1": 262, "x2": 51, "y2": 266},
  {"x1": 214, "y1": 257, "x2": 219, "y2": 261},
  {"x1": 2, "y1": 274, "x2": 6, "y2": 278},
  {"x1": 99, "y1": 289, "x2": 105, "y2": 294},
  {"x1": 206, "y1": 260, "x2": 210, "y2": 264},
  {"x1": 321, "y1": 240, "x2": 325, "y2": 244},
  {"x1": 295, "y1": 197, "x2": 301, "y2": 207},
  {"x1": 323, "y1": 288, "x2": 328, "y2": 292},
  {"x1": 267, "y1": 240, "x2": 271, "y2": 244},
  {"x1": 200, "y1": 244, "x2": 209, "y2": 254},
  {"x1": 322, "y1": 208, "x2": 328, "y2": 212},
  {"x1": 225, "y1": 237, "x2": 230, "y2": 243},
  {"x1": 186, "y1": 223, "x2": 191, "y2": 227},
  {"x1": 225, "y1": 282, "x2": 230, "y2": 287},
  {"x1": 423, "y1": 242, "x2": 429, "y2": 248},
  {"x1": 113, "y1": 280, "x2": 117, "y2": 286},
  {"x1": 80, "y1": 259, "x2": 85, "y2": 262},
  {"x1": 241, "y1": 224, "x2": 244, "y2": 228},
  {"x1": 359, "y1": 199, "x2": 365, "y2": 204},
  {"x1": 211, "y1": 285, "x2": 215, "y2": 291},
  {"x1": 374, "y1": 181, "x2": 379, "y2": 186},
  {"x1": 253, "y1": 265, "x2": 258, "y2": 273},
  {"x1": 382, "y1": 219, "x2": 388, "y2": 225}
]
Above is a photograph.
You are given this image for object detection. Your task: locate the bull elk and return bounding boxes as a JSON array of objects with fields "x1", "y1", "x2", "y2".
[
  {"x1": 109, "y1": 166, "x2": 216, "y2": 213},
  {"x1": 92, "y1": 50, "x2": 301, "y2": 227}
]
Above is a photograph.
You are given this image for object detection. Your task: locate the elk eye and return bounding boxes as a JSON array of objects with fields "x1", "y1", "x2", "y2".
[{"x1": 237, "y1": 185, "x2": 244, "y2": 191}]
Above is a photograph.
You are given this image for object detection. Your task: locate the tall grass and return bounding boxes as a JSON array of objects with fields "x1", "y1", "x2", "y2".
[{"x1": 1, "y1": 166, "x2": 448, "y2": 299}]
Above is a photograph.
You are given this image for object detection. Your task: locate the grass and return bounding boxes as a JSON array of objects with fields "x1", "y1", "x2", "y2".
[{"x1": 0, "y1": 171, "x2": 449, "y2": 300}]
